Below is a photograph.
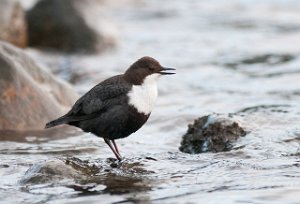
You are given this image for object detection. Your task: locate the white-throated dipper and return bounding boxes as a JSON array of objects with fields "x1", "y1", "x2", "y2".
[{"x1": 45, "y1": 56, "x2": 175, "y2": 161}]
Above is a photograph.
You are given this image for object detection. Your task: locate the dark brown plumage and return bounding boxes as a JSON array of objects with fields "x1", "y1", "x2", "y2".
[{"x1": 45, "y1": 56, "x2": 175, "y2": 160}]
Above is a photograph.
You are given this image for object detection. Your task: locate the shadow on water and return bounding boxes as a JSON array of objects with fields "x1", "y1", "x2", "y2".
[
  {"x1": 0, "y1": 126, "x2": 80, "y2": 143},
  {"x1": 216, "y1": 53, "x2": 300, "y2": 78},
  {"x1": 0, "y1": 127, "x2": 100, "y2": 155},
  {"x1": 223, "y1": 54, "x2": 295, "y2": 69},
  {"x1": 236, "y1": 104, "x2": 291, "y2": 114}
]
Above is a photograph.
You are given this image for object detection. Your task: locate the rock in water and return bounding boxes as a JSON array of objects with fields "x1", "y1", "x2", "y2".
[
  {"x1": 0, "y1": 41, "x2": 78, "y2": 130},
  {"x1": 0, "y1": 0, "x2": 27, "y2": 48},
  {"x1": 20, "y1": 159, "x2": 84, "y2": 185},
  {"x1": 179, "y1": 114, "x2": 246, "y2": 154},
  {"x1": 26, "y1": 0, "x2": 118, "y2": 53},
  {"x1": 20, "y1": 157, "x2": 152, "y2": 186}
]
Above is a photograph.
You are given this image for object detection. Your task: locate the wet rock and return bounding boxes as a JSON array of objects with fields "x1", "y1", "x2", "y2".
[
  {"x1": 20, "y1": 159, "x2": 84, "y2": 184},
  {"x1": 0, "y1": 41, "x2": 78, "y2": 130},
  {"x1": 21, "y1": 157, "x2": 153, "y2": 185},
  {"x1": 20, "y1": 157, "x2": 153, "y2": 194},
  {"x1": 20, "y1": 158, "x2": 103, "y2": 185},
  {"x1": 179, "y1": 114, "x2": 246, "y2": 154},
  {"x1": 26, "y1": 0, "x2": 118, "y2": 53},
  {"x1": 0, "y1": 0, "x2": 27, "y2": 48}
]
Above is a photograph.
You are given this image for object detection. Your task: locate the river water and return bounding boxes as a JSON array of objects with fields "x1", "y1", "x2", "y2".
[{"x1": 1, "y1": 0, "x2": 300, "y2": 203}]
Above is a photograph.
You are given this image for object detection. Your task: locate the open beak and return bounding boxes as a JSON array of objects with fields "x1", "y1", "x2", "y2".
[{"x1": 159, "y1": 67, "x2": 176, "y2": 75}]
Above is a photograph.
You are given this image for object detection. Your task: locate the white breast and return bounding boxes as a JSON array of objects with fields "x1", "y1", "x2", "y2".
[{"x1": 127, "y1": 74, "x2": 160, "y2": 115}]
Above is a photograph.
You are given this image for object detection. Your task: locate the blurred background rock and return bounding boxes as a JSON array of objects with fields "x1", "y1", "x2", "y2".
[
  {"x1": 0, "y1": 0, "x2": 27, "y2": 48},
  {"x1": 26, "y1": 0, "x2": 118, "y2": 53},
  {"x1": 0, "y1": 0, "x2": 118, "y2": 53},
  {"x1": 0, "y1": 0, "x2": 120, "y2": 131},
  {"x1": 0, "y1": 41, "x2": 78, "y2": 130}
]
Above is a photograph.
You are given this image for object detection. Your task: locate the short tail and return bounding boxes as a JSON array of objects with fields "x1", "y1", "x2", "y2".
[
  {"x1": 45, "y1": 112, "x2": 99, "y2": 129},
  {"x1": 45, "y1": 116, "x2": 69, "y2": 129}
]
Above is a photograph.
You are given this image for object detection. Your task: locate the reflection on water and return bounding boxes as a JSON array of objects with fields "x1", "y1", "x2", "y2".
[
  {"x1": 1, "y1": 0, "x2": 300, "y2": 203},
  {"x1": 0, "y1": 126, "x2": 79, "y2": 143}
]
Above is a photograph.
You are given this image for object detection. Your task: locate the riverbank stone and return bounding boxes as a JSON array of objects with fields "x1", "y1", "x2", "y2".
[{"x1": 0, "y1": 41, "x2": 78, "y2": 130}]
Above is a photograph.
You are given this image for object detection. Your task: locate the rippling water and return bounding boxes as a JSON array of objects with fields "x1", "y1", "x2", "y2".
[{"x1": 1, "y1": 0, "x2": 300, "y2": 203}]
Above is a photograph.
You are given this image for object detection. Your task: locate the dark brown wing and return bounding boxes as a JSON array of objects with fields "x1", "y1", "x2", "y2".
[{"x1": 45, "y1": 75, "x2": 131, "y2": 128}]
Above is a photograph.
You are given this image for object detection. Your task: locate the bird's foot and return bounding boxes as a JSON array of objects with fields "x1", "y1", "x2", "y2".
[
  {"x1": 104, "y1": 138, "x2": 123, "y2": 162},
  {"x1": 116, "y1": 154, "x2": 123, "y2": 162}
]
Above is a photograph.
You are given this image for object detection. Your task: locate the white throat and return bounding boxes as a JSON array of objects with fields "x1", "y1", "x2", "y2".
[{"x1": 127, "y1": 73, "x2": 160, "y2": 115}]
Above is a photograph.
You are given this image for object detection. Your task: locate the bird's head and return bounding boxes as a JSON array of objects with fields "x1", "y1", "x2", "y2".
[{"x1": 124, "y1": 56, "x2": 175, "y2": 85}]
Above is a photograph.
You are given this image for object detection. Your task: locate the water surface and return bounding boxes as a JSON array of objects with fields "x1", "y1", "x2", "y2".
[{"x1": 1, "y1": 0, "x2": 300, "y2": 203}]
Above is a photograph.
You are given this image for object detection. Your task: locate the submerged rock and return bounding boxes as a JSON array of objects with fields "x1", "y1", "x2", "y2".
[
  {"x1": 21, "y1": 157, "x2": 153, "y2": 184},
  {"x1": 20, "y1": 159, "x2": 84, "y2": 184},
  {"x1": 0, "y1": 0, "x2": 27, "y2": 48},
  {"x1": 26, "y1": 0, "x2": 118, "y2": 53},
  {"x1": 179, "y1": 114, "x2": 246, "y2": 154},
  {"x1": 20, "y1": 157, "x2": 153, "y2": 194},
  {"x1": 0, "y1": 41, "x2": 78, "y2": 130}
]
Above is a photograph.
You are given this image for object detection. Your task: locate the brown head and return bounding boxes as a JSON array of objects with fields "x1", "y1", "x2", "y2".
[{"x1": 124, "y1": 56, "x2": 175, "y2": 85}]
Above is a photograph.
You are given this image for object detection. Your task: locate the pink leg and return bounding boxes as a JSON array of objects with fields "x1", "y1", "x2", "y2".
[
  {"x1": 112, "y1": 140, "x2": 120, "y2": 155},
  {"x1": 104, "y1": 138, "x2": 122, "y2": 161}
]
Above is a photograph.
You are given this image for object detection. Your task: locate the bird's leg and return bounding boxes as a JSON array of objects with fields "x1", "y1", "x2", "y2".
[
  {"x1": 104, "y1": 138, "x2": 122, "y2": 161},
  {"x1": 111, "y1": 140, "x2": 121, "y2": 155}
]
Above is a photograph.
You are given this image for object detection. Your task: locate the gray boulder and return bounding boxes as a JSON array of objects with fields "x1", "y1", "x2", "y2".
[
  {"x1": 0, "y1": 41, "x2": 78, "y2": 130},
  {"x1": 20, "y1": 159, "x2": 84, "y2": 184}
]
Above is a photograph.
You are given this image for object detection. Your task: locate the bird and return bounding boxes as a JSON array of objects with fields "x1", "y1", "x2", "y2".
[{"x1": 45, "y1": 56, "x2": 175, "y2": 161}]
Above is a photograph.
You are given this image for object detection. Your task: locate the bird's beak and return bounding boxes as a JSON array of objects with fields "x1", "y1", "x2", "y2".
[{"x1": 159, "y1": 67, "x2": 176, "y2": 75}]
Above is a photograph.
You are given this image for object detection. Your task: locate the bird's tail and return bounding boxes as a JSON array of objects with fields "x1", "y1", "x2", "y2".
[{"x1": 45, "y1": 116, "x2": 69, "y2": 129}]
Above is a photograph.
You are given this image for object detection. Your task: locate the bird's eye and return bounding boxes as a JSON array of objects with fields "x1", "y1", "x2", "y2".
[{"x1": 148, "y1": 67, "x2": 154, "y2": 71}]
